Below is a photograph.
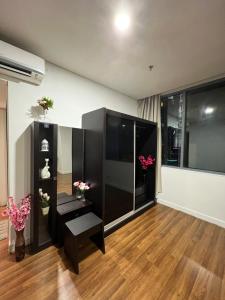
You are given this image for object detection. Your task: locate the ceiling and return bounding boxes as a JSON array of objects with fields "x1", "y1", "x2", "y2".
[{"x1": 0, "y1": 0, "x2": 225, "y2": 99}]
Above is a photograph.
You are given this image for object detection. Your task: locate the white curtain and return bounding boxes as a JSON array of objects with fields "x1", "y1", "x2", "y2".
[
  {"x1": 0, "y1": 80, "x2": 8, "y2": 206},
  {"x1": 138, "y1": 95, "x2": 162, "y2": 193}
]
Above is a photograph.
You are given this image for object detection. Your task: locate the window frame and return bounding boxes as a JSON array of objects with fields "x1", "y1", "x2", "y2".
[{"x1": 161, "y1": 77, "x2": 225, "y2": 175}]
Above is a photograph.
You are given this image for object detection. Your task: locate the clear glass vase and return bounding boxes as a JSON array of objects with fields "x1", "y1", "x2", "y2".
[
  {"x1": 42, "y1": 109, "x2": 48, "y2": 122},
  {"x1": 75, "y1": 190, "x2": 85, "y2": 201}
]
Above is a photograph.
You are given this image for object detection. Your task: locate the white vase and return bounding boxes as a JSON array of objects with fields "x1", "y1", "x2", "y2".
[
  {"x1": 41, "y1": 158, "x2": 51, "y2": 179},
  {"x1": 41, "y1": 206, "x2": 49, "y2": 216},
  {"x1": 42, "y1": 109, "x2": 48, "y2": 122}
]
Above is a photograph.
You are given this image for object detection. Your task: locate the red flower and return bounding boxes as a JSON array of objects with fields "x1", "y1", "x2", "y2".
[{"x1": 138, "y1": 155, "x2": 155, "y2": 170}]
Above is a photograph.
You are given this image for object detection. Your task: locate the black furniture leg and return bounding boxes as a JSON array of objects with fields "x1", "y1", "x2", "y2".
[
  {"x1": 90, "y1": 226, "x2": 105, "y2": 254},
  {"x1": 72, "y1": 239, "x2": 79, "y2": 274},
  {"x1": 64, "y1": 229, "x2": 79, "y2": 274},
  {"x1": 64, "y1": 213, "x2": 105, "y2": 274}
]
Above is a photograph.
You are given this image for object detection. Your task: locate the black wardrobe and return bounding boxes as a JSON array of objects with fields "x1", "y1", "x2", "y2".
[
  {"x1": 82, "y1": 108, "x2": 157, "y2": 229},
  {"x1": 30, "y1": 109, "x2": 157, "y2": 251}
]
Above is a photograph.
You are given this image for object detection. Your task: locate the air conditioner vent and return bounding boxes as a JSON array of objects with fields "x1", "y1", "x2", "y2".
[
  {"x1": 0, "y1": 40, "x2": 45, "y2": 85},
  {"x1": 0, "y1": 61, "x2": 32, "y2": 77}
]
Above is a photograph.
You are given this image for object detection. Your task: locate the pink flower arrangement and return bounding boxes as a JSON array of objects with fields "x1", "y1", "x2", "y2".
[
  {"x1": 139, "y1": 155, "x2": 155, "y2": 170},
  {"x1": 2, "y1": 195, "x2": 31, "y2": 231},
  {"x1": 73, "y1": 181, "x2": 90, "y2": 191},
  {"x1": 73, "y1": 181, "x2": 90, "y2": 200}
]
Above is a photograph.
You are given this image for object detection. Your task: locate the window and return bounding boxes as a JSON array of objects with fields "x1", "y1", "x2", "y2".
[
  {"x1": 161, "y1": 93, "x2": 183, "y2": 167},
  {"x1": 161, "y1": 80, "x2": 225, "y2": 174},
  {"x1": 184, "y1": 83, "x2": 225, "y2": 173}
]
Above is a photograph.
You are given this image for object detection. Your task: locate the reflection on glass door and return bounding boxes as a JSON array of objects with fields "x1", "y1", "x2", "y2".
[
  {"x1": 57, "y1": 126, "x2": 72, "y2": 196},
  {"x1": 161, "y1": 93, "x2": 183, "y2": 166},
  {"x1": 105, "y1": 114, "x2": 134, "y2": 224},
  {"x1": 135, "y1": 121, "x2": 157, "y2": 209}
]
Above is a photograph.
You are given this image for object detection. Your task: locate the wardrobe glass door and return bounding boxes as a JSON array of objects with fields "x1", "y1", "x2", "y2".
[
  {"x1": 105, "y1": 114, "x2": 134, "y2": 225},
  {"x1": 135, "y1": 121, "x2": 157, "y2": 209}
]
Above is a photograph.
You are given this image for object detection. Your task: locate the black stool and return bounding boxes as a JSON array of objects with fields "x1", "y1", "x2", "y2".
[{"x1": 64, "y1": 212, "x2": 105, "y2": 274}]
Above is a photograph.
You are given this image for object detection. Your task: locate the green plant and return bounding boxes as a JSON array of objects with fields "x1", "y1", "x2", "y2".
[{"x1": 38, "y1": 96, "x2": 54, "y2": 110}]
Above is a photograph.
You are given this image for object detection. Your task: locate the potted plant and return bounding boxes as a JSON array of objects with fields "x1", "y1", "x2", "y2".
[
  {"x1": 73, "y1": 181, "x2": 90, "y2": 201},
  {"x1": 37, "y1": 96, "x2": 54, "y2": 119},
  {"x1": 39, "y1": 189, "x2": 51, "y2": 215},
  {"x1": 2, "y1": 195, "x2": 31, "y2": 262}
]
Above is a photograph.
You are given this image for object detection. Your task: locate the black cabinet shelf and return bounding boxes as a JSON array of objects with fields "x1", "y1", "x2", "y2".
[
  {"x1": 31, "y1": 121, "x2": 58, "y2": 253},
  {"x1": 39, "y1": 151, "x2": 52, "y2": 156},
  {"x1": 38, "y1": 178, "x2": 54, "y2": 182}
]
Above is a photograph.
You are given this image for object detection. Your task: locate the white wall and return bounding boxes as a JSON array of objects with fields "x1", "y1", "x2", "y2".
[
  {"x1": 158, "y1": 166, "x2": 225, "y2": 228},
  {"x1": 0, "y1": 80, "x2": 8, "y2": 206},
  {"x1": 7, "y1": 62, "x2": 137, "y2": 246}
]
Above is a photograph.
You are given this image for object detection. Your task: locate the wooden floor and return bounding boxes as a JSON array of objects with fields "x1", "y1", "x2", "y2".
[{"x1": 0, "y1": 204, "x2": 225, "y2": 300}]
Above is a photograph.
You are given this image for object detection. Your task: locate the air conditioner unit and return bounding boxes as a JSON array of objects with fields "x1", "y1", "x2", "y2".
[{"x1": 0, "y1": 40, "x2": 45, "y2": 85}]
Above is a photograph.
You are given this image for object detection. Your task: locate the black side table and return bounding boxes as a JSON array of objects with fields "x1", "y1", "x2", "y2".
[
  {"x1": 64, "y1": 212, "x2": 105, "y2": 274},
  {"x1": 56, "y1": 196, "x2": 92, "y2": 246}
]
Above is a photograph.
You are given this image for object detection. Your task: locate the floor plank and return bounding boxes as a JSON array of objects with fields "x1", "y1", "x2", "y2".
[{"x1": 0, "y1": 204, "x2": 225, "y2": 300}]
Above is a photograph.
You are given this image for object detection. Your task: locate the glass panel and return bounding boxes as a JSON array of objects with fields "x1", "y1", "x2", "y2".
[
  {"x1": 57, "y1": 126, "x2": 72, "y2": 196},
  {"x1": 135, "y1": 121, "x2": 157, "y2": 209},
  {"x1": 161, "y1": 94, "x2": 183, "y2": 166},
  {"x1": 184, "y1": 82, "x2": 225, "y2": 173},
  {"x1": 105, "y1": 114, "x2": 134, "y2": 224},
  {"x1": 106, "y1": 115, "x2": 134, "y2": 162}
]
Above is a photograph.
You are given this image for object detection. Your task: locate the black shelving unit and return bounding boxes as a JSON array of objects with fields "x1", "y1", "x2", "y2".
[
  {"x1": 31, "y1": 121, "x2": 57, "y2": 253},
  {"x1": 82, "y1": 108, "x2": 157, "y2": 230}
]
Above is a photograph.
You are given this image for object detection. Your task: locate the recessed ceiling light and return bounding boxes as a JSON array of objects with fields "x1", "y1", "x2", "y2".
[
  {"x1": 114, "y1": 13, "x2": 130, "y2": 32},
  {"x1": 205, "y1": 107, "x2": 214, "y2": 114}
]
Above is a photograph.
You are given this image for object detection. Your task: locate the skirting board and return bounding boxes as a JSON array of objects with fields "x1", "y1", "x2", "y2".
[{"x1": 157, "y1": 198, "x2": 225, "y2": 229}]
